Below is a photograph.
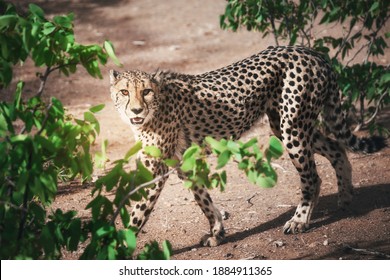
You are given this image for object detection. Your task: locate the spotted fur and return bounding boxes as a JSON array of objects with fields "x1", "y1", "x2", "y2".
[{"x1": 109, "y1": 45, "x2": 385, "y2": 246}]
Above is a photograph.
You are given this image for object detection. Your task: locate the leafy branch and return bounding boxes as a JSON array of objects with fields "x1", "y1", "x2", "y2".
[
  {"x1": 87, "y1": 136, "x2": 283, "y2": 256},
  {"x1": 0, "y1": 2, "x2": 124, "y2": 260}
]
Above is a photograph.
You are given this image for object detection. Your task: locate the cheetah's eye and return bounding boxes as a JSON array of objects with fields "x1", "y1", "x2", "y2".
[
  {"x1": 120, "y1": 89, "x2": 129, "y2": 96},
  {"x1": 143, "y1": 89, "x2": 153, "y2": 96}
]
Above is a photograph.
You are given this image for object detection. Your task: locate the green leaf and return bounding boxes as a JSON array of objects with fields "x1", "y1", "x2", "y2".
[
  {"x1": 369, "y1": 2, "x2": 379, "y2": 13},
  {"x1": 42, "y1": 22, "x2": 56, "y2": 35},
  {"x1": 10, "y1": 134, "x2": 28, "y2": 143},
  {"x1": 0, "y1": 15, "x2": 19, "y2": 31},
  {"x1": 181, "y1": 157, "x2": 196, "y2": 173},
  {"x1": 0, "y1": 60, "x2": 13, "y2": 87},
  {"x1": 84, "y1": 111, "x2": 98, "y2": 123},
  {"x1": 14, "y1": 81, "x2": 24, "y2": 110},
  {"x1": 205, "y1": 136, "x2": 227, "y2": 153},
  {"x1": 95, "y1": 225, "x2": 115, "y2": 238},
  {"x1": 226, "y1": 140, "x2": 240, "y2": 154},
  {"x1": 253, "y1": 144, "x2": 263, "y2": 161},
  {"x1": 29, "y1": 202, "x2": 46, "y2": 224},
  {"x1": 125, "y1": 141, "x2": 142, "y2": 160},
  {"x1": 183, "y1": 180, "x2": 193, "y2": 189},
  {"x1": 104, "y1": 40, "x2": 122, "y2": 66},
  {"x1": 29, "y1": 4, "x2": 45, "y2": 19},
  {"x1": 380, "y1": 73, "x2": 390, "y2": 84},
  {"x1": 22, "y1": 25, "x2": 35, "y2": 52},
  {"x1": 164, "y1": 158, "x2": 179, "y2": 167},
  {"x1": 120, "y1": 206, "x2": 130, "y2": 227},
  {"x1": 144, "y1": 146, "x2": 162, "y2": 158},
  {"x1": 89, "y1": 104, "x2": 105, "y2": 113},
  {"x1": 97, "y1": 164, "x2": 121, "y2": 191},
  {"x1": 256, "y1": 175, "x2": 277, "y2": 188},
  {"x1": 182, "y1": 144, "x2": 201, "y2": 160},
  {"x1": 95, "y1": 139, "x2": 108, "y2": 169},
  {"x1": 289, "y1": 32, "x2": 298, "y2": 45},
  {"x1": 238, "y1": 159, "x2": 249, "y2": 170},
  {"x1": 118, "y1": 229, "x2": 136, "y2": 256},
  {"x1": 50, "y1": 97, "x2": 64, "y2": 117},
  {"x1": 86, "y1": 195, "x2": 103, "y2": 219},
  {"x1": 247, "y1": 169, "x2": 257, "y2": 184},
  {"x1": 40, "y1": 226, "x2": 55, "y2": 256},
  {"x1": 68, "y1": 219, "x2": 81, "y2": 251},
  {"x1": 53, "y1": 14, "x2": 74, "y2": 29},
  {"x1": 267, "y1": 136, "x2": 283, "y2": 159},
  {"x1": 162, "y1": 240, "x2": 172, "y2": 260},
  {"x1": 0, "y1": 113, "x2": 7, "y2": 132},
  {"x1": 241, "y1": 138, "x2": 257, "y2": 149},
  {"x1": 35, "y1": 135, "x2": 56, "y2": 153},
  {"x1": 217, "y1": 150, "x2": 231, "y2": 169},
  {"x1": 107, "y1": 242, "x2": 117, "y2": 260},
  {"x1": 40, "y1": 173, "x2": 57, "y2": 198},
  {"x1": 136, "y1": 160, "x2": 153, "y2": 183}
]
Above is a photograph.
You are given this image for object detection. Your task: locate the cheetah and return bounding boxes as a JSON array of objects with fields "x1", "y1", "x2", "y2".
[{"x1": 109, "y1": 45, "x2": 385, "y2": 246}]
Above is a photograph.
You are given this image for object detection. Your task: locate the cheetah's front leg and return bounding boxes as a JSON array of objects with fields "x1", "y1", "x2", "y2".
[
  {"x1": 192, "y1": 186, "x2": 225, "y2": 247},
  {"x1": 129, "y1": 159, "x2": 169, "y2": 233},
  {"x1": 129, "y1": 182, "x2": 166, "y2": 232}
]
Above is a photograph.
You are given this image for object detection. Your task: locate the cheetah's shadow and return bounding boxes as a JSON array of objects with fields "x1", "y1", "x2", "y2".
[{"x1": 173, "y1": 183, "x2": 390, "y2": 255}]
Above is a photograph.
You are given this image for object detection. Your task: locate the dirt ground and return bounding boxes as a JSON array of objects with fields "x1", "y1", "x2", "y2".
[{"x1": 9, "y1": 0, "x2": 390, "y2": 260}]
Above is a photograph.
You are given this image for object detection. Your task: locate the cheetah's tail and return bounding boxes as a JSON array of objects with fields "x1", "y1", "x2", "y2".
[{"x1": 323, "y1": 91, "x2": 386, "y2": 154}]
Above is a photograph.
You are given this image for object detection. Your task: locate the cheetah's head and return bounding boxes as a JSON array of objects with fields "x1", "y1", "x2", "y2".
[{"x1": 109, "y1": 70, "x2": 161, "y2": 129}]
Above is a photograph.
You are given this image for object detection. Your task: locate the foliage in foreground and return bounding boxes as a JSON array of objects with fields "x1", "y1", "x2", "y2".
[
  {"x1": 83, "y1": 135, "x2": 283, "y2": 259},
  {"x1": 0, "y1": 2, "x2": 154, "y2": 260}
]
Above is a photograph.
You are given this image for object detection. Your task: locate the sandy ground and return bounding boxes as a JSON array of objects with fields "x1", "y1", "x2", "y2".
[{"x1": 7, "y1": 0, "x2": 390, "y2": 259}]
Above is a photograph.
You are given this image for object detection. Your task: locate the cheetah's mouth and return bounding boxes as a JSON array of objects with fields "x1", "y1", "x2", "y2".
[{"x1": 130, "y1": 117, "x2": 145, "y2": 125}]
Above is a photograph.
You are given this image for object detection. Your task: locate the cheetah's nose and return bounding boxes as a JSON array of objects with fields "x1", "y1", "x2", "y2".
[{"x1": 131, "y1": 108, "x2": 143, "y2": 115}]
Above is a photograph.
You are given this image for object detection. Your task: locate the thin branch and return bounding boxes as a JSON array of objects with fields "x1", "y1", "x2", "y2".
[
  {"x1": 300, "y1": 29, "x2": 312, "y2": 47},
  {"x1": 110, "y1": 167, "x2": 178, "y2": 226},
  {"x1": 35, "y1": 60, "x2": 78, "y2": 98},
  {"x1": 345, "y1": 41, "x2": 370, "y2": 66},
  {"x1": 270, "y1": 23, "x2": 280, "y2": 46},
  {"x1": 5, "y1": 177, "x2": 16, "y2": 188},
  {"x1": 354, "y1": 88, "x2": 389, "y2": 131},
  {"x1": 47, "y1": 61, "x2": 79, "y2": 75},
  {"x1": 36, "y1": 103, "x2": 53, "y2": 135},
  {"x1": 36, "y1": 66, "x2": 51, "y2": 98},
  {"x1": 333, "y1": 22, "x2": 355, "y2": 59},
  {"x1": 0, "y1": 201, "x2": 28, "y2": 213}
]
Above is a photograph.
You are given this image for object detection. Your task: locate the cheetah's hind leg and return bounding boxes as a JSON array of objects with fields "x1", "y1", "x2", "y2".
[
  {"x1": 281, "y1": 130, "x2": 322, "y2": 234},
  {"x1": 312, "y1": 130, "x2": 353, "y2": 209}
]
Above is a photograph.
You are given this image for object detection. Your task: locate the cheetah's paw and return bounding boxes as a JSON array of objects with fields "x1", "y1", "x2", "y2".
[
  {"x1": 283, "y1": 219, "x2": 309, "y2": 234},
  {"x1": 200, "y1": 234, "x2": 222, "y2": 247}
]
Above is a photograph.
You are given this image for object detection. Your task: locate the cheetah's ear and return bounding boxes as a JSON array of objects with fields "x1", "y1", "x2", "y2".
[{"x1": 109, "y1": 69, "x2": 120, "y2": 84}]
